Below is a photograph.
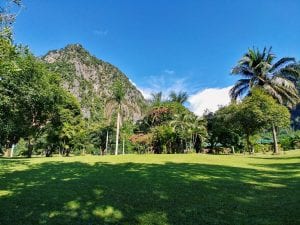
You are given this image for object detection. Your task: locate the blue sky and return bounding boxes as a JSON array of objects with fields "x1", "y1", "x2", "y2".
[{"x1": 12, "y1": 0, "x2": 300, "y2": 115}]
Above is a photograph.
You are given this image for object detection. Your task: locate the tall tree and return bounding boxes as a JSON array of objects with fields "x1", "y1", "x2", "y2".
[
  {"x1": 170, "y1": 112, "x2": 206, "y2": 152},
  {"x1": 170, "y1": 113, "x2": 190, "y2": 152},
  {"x1": 236, "y1": 89, "x2": 290, "y2": 153},
  {"x1": 230, "y1": 47, "x2": 299, "y2": 153},
  {"x1": 46, "y1": 90, "x2": 82, "y2": 156},
  {"x1": 204, "y1": 106, "x2": 241, "y2": 153},
  {"x1": 112, "y1": 79, "x2": 125, "y2": 155},
  {"x1": 230, "y1": 47, "x2": 299, "y2": 108}
]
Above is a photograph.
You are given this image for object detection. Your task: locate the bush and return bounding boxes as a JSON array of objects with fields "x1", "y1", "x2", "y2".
[
  {"x1": 253, "y1": 143, "x2": 272, "y2": 153},
  {"x1": 279, "y1": 130, "x2": 300, "y2": 150},
  {"x1": 14, "y1": 138, "x2": 27, "y2": 156}
]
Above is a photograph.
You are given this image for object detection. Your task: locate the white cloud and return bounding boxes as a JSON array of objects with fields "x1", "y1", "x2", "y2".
[
  {"x1": 128, "y1": 79, "x2": 150, "y2": 99},
  {"x1": 188, "y1": 86, "x2": 232, "y2": 116},
  {"x1": 128, "y1": 79, "x2": 153, "y2": 100},
  {"x1": 129, "y1": 73, "x2": 232, "y2": 116},
  {"x1": 137, "y1": 76, "x2": 188, "y2": 101},
  {"x1": 129, "y1": 79, "x2": 137, "y2": 87},
  {"x1": 138, "y1": 87, "x2": 153, "y2": 100}
]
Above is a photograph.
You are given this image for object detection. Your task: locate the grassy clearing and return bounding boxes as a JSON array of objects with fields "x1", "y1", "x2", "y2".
[{"x1": 0, "y1": 151, "x2": 299, "y2": 225}]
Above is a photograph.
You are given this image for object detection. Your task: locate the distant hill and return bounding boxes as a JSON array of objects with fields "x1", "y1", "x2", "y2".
[{"x1": 43, "y1": 44, "x2": 147, "y2": 122}]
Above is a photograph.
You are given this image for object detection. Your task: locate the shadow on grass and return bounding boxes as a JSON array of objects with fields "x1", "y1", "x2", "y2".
[
  {"x1": 0, "y1": 159, "x2": 299, "y2": 225},
  {"x1": 252, "y1": 156, "x2": 300, "y2": 160},
  {"x1": 252, "y1": 162, "x2": 300, "y2": 171}
]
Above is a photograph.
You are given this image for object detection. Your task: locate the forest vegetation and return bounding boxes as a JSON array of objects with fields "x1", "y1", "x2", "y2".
[{"x1": 1, "y1": 1, "x2": 300, "y2": 158}]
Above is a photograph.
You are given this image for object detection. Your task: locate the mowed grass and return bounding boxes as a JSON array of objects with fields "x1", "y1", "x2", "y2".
[{"x1": 0, "y1": 151, "x2": 299, "y2": 225}]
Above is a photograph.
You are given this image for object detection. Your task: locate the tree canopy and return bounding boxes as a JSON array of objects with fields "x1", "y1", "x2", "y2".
[{"x1": 230, "y1": 47, "x2": 299, "y2": 108}]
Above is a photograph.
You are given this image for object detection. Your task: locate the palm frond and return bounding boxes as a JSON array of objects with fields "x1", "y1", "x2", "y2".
[
  {"x1": 169, "y1": 91, "x2": 188, "y2": 104},
  {"x1": 261, "y1": 47, "x2": 268, "y2": 61},
  {"x1": 265, "y1": 47, "x2": 275, "y2": 63},
  {"x1": 270, "y1": 76, "x2": 297, "y2": 90},
  {"x1": 263, "y1": 84, "x2": 283, "y2": 104},
  {"x1": 151, "y1": 92, "x2": 163, "y2": 106},
  {"x1": 231, "y1": 47, "x2": 299, "y2": 107},
  {"x1": 279, "y1": 65, "x2": 300, "y2": 82},
  {"x1": 275, "y1": 86, "x2": 298, "y2": 108},
  {"x1": 231, "y1": 65, "x2": 253, "y2": 76},
  {"x1": 266, "y1": 80, "x2": 299, "y2": 108},
  {"x1": 168, "y1": 91, "x2": 176, "y2": 101},
  {"x1": 230, "y1": 79, "x2": 250, "y2": 100},
  {"x1": 270, "y1": 57, "x2": 295, "y2": 73}
]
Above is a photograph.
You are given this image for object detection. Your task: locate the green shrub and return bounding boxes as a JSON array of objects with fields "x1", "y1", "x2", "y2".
[
  {"x1": 14, "y1": 138, "x2": 27, "y2": 156},
  {"x1": 279, "y1": 130, "x2": 300, "y2": 150},
  {"x1": 253, "y1": 143, "x2": 272, "y2": 153}
]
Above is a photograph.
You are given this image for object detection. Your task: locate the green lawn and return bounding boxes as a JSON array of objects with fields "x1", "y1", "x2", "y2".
[{"x1": 0, "y1": 151, "x2": 299, "y2": 225}]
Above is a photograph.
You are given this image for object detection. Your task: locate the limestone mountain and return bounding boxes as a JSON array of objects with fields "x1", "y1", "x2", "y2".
[{"x1": 43, "y1": 44, "x2": 146, "y2": 122}]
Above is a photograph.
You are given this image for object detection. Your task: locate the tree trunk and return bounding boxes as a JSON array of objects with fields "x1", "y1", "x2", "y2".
[
  {"x1": 45, "y1": 147, "x2": 52, "y2": 157},
  {"x1": 122, "y1": 138, "x2": 125, "y2": 155},
  {"x1": 115, "y1": 111, "x2": 120, "y2": 155},
  {"x1": 194, "y1": 134, "x2": 202, "y2": 153},
  {"x1": 4, "y1": 143, "x2": 12, "y2": 157},
  {"x1": 27, "y1": 138, "x2": 33, "y2": 158},
  {"x1": 246, "y1": 135, "x2": 250, "y2": 154},
  {"x1": 106, "y1": 130, "x2": 109, "y2": 154},
  {"x1": 189, "y1": 134, "x2": 193, "y2": 152},
  {"x1": 246, "y1": 135, "x2": 254, "y2": 154},
  {"x1": 10, "y1": 144, "x2": 15, "y2": 157},
  {"x1": 272, "y1": 123, "x2": 279, "y2": 154}
]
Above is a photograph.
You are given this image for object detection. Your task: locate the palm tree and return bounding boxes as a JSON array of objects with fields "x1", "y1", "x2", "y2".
[
  {"x1": 112, "y1": 79, "x2": 125, "y2": 155},
  {"x1": 230, "y1": 47, "x2": 299, "y2": 107},
  {"x1": 170, "y1": 113, "x2": 206, "y2": 153},
  {"x1": 230, "y1": 47, "x2": 300, "y2": 153},
  {"x1": 150, "y1": 92, "x2": 163, "y2": 106},
  {"x1": 169, "y1": 91, "x2": 188, "y2": 105},
  {"x1": 170, "y1": 113, "x2": 189, "y2": 151}
]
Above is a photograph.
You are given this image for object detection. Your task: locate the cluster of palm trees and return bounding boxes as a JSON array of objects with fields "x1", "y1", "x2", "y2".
[
  {"x1": 230, "y1": 47, "x2": 300, "y2": 153},
  {"x1": 170, "y1": 113, "x2": 206, "y2": 153},
  {"x1": 150, "y1": 90, "x2": 189, "y2": 106},
  {"x1": 145, "y1": 91, "x2": 206, "y2": 153}
]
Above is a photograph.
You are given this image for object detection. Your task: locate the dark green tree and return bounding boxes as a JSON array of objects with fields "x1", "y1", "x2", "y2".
[
  {"x1": 204, "y1": 105, "x2": 241, "y2": 153},
  {"x1": 46, "y1": 91, "x2": 82, "y2": 156},
  {"x1": 236, "y1": 89, "x2": 290, "y2": 153}
]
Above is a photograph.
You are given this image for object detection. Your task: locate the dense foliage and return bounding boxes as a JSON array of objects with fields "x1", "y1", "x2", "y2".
[
  {"x1": 1, "y1": 2, "x2": 300, "y2": 157},
  {"x1": 2, "y1": 38, "x2": 300, "y2": 156}
]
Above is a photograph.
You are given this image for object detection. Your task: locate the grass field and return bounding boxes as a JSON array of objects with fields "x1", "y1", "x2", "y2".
[{"x1": 0, "y1": 151, "x2": 299, "y2": 225}]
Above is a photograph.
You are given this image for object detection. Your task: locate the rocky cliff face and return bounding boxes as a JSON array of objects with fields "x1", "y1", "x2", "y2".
[{"x1": 43, "y1": 44, "x2": 146, "y2": 122}]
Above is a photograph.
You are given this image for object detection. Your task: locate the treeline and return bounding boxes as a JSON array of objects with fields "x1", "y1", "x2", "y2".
[{"x1": 1, "y1": 0, "x2": 300, "y2": 157}]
